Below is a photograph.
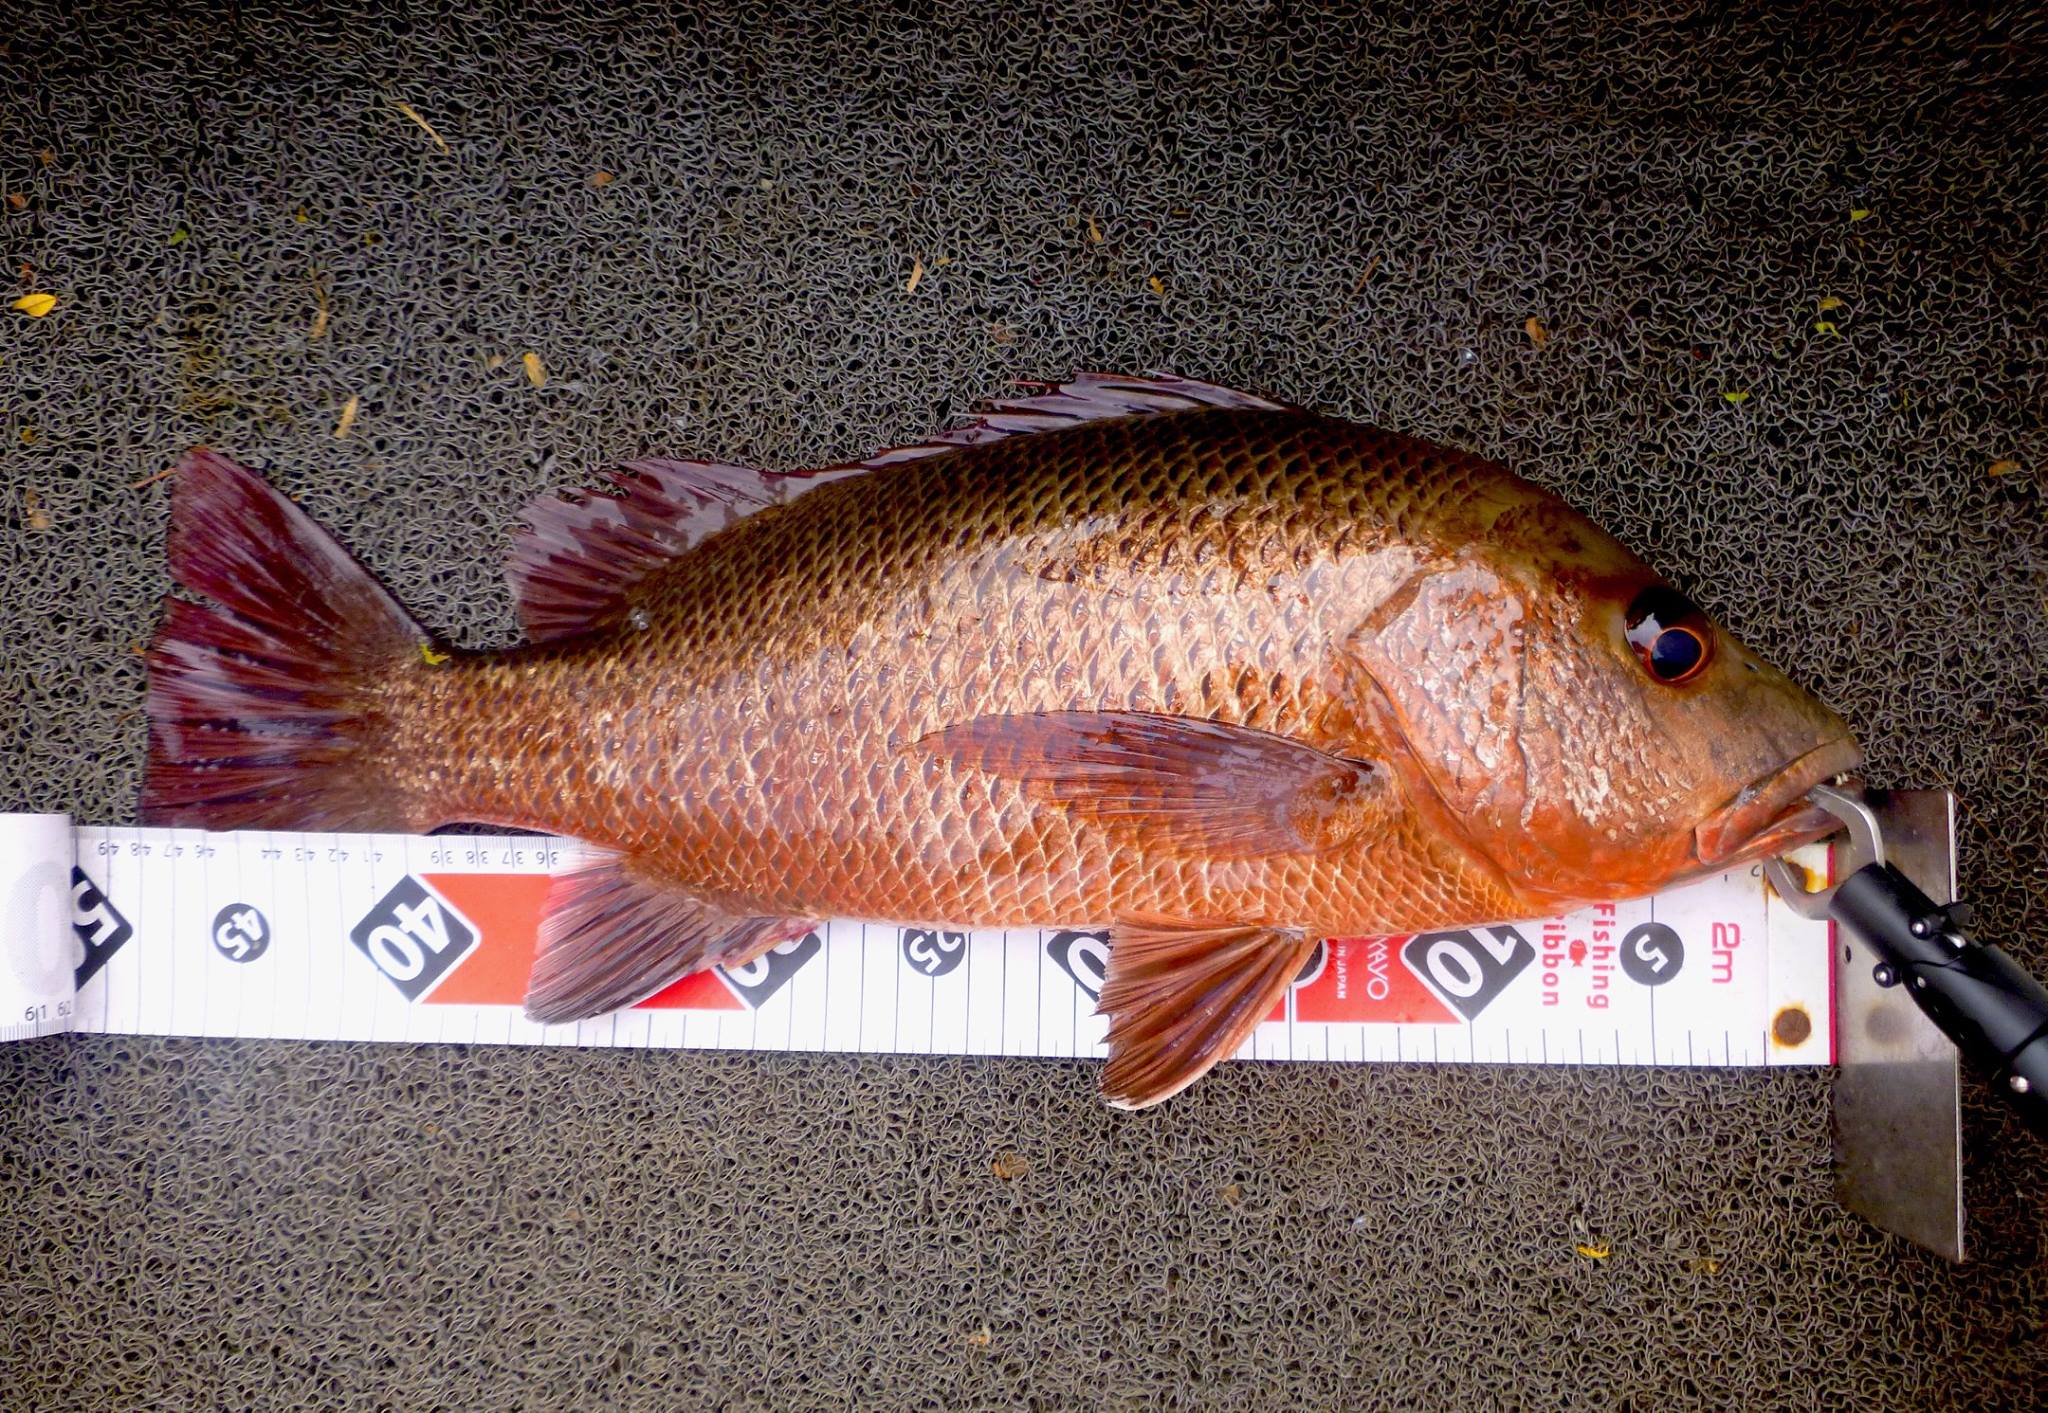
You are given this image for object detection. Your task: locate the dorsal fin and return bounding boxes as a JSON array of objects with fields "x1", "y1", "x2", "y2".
[
  {"x1": 507, "y1": 371, "x2": 1296, "y2": 642},
  {"x1": 508, "y1": 458, "x2": 851, "y2": 642},
  {"x1": 851, "y1": 370, "x2": 1296, "y2": 466}
]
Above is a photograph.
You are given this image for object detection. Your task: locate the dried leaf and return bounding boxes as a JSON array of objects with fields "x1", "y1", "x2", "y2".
[
  {"x1": 1086, "y1": 215, "x2": 1103, "y2": 244},
  {"x1": 963, "y1": 1325, "x2": 993, "y2": 1347},
  {"x1": 1148, "y1": 275, "x2": 1166, "y2": 297},
  {"x1": 589, "y1": 170, "x2": 615, "y2": 188},
  {"x1": 129, "y1": 466, "x2": 178, "y2": 490},
  {"x1": 333, "y1": 394, "x2": 360, "y2": 439},
  {"x1": 1987, "y1": 459, "x2": 2021, "y2": 478},
  {"x1": 990, "y1": 1152, "x2": 1028, "y2": 1180},
  {"x1": 36, "y1": 150, "x2": 54, "y2": 168},
  {"x1": 390, "y1": 100, "x2": 451, "y2": 152},
  {"x1": 987, "y1": 322, "x2": 1015, "y2": 346},
  {"x1": 19, "y1": 426, "x2": 34, "y2": 443},
  {"x1": 485, "y1": 352, "x2": 506, "y2": 371},
  {"x1": 1687, "y1": 1255, "x2": 1722, "y2": 1276},
  {"x1": 522, "y1": 350, "x2": 547, "y2": 387},
  {"x1": 1524, "y1": 315, "x2": 1549, "y2": 348},
  {"x1": 5, "y1": 193, "x2": 25, "y2": 211},
  {"x1": 1314, "y1": 254, "x2": 1382, "y2": 334},
  {"x1": 1721, "y1": 390, "x2": 1751, "y2": 405},
  {"x1": 310, "y1": 279, "x2": 330, "y2": 340},
  {"x1": 22, "y1": 487, "x2": 52, "y2": 532},
  {"x1": 1575, "y1": 1242, "x2": 1611, "y2": 1260},
  {"x1": 1219, "y1": 1182, "x2": 1243, "y2": 1207},
  {"x1": 1849, "y1": 207, "x2": 1872, "y2": 222},
  {"x1": 12, "y1": 292, "x2": 56, "y2": 318},
  {"x1": 935, "y1": 255, "x2": 953, "y2": 268},
  {"x1": 1816, "y1": 296, "x2": 1846, "y2": 312},
  {"x1": 905, "y1": 257, "x2": 925, "y2": 294},
  {"x1": 1813, "y1": 321, "x2": 1839, "y2": 336}
]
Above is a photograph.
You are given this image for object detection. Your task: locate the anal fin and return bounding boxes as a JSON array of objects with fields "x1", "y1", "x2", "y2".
[
  {"x1": 524, "y1": 853, "x2": 813, "y2": 1024},
  {"x1": 1099, "y1": 916, "x2": 1321, "y2": 1109}
]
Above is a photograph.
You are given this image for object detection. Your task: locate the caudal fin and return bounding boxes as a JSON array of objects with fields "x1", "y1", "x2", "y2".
[{"x1": 142, "y1": 450, "x2": 428, "y2": 831}]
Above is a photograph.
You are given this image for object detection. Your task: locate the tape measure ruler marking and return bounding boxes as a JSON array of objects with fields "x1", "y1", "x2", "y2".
[{"x1": 5, "y1": 815, "x2": 1836, "y2": 1068}]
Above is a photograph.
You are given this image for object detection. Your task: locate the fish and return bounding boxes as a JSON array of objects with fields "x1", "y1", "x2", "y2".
[{"x1": 142, "y1": 372, "x2": 1862, "y2": 1107}]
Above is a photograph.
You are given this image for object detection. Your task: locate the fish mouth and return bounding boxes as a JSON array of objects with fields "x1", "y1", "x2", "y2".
[{"x1": 1694, "y1": 736, "x2": 1866, "y2": 868}]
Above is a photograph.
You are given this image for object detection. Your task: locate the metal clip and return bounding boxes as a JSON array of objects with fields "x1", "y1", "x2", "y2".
[{"x1": 1764, "y1": 782, "x2": 1886, "y2": 920}]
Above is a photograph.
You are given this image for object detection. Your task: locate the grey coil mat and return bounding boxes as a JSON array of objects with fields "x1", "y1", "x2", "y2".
[{"x1": 3, "y1": 2, "x2": 2046, "y2": 1408}]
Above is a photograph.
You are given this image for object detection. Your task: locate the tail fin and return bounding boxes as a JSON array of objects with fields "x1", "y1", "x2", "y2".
[{"x1": 142, "y1": 450, "x2": 428, "y2": 831}]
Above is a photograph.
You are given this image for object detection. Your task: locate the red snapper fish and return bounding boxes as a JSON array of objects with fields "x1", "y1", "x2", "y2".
[{"x1": 143, "y1": 373, "x2": 1861, "y2": 1106}]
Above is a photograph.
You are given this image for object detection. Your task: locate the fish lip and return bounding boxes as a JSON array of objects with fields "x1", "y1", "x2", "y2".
[{"x1": 1694, "y1": 736, "x2": 1866, "y2": 867}]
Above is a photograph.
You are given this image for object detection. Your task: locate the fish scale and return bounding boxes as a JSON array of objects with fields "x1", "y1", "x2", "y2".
[{"x1": 381, "y1": 411, "x2": 1518, "y2": 934}]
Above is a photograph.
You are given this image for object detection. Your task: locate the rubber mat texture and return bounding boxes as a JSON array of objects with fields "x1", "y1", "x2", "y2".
[{"x1": 3, "y1": 2, "x2": 2045, "y2": 1409}]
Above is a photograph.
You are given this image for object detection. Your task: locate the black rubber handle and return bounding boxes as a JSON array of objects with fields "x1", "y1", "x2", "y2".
[{"x1": 1832, "y1": 863, "x2": 2048, "y2": 1139}]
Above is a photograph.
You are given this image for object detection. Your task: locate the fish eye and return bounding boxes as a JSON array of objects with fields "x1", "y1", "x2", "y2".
[{"x1": 1625, "y1": 587, "x2": 1712, "y2": 685}]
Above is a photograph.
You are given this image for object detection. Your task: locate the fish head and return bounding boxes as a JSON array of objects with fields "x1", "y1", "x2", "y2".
[{"x1": 1350, "y1": 495, "x2": 1862, "y2": 910}]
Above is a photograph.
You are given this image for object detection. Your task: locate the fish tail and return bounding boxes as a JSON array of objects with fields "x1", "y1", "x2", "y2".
[{"x1": 142, "y1": 450, "x2": 433, "y2": 832}]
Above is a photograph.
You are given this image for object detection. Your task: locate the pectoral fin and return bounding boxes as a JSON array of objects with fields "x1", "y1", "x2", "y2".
[
  {"x1": 919, "y1": 710, "x2": 1388, "y2": 856},
  {"x1": 1098, "y1": 916, "x2": 1322, "y2": 1109}
]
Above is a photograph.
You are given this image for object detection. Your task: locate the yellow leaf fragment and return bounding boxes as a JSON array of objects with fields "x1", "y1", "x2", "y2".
[
  {"x1": 333, "y1": 394, "x2": 360, "y2": 439},
  {"x1": 1814, "y1": 321, "x2": 1839, "y2": 336},
  {"x1": 1086, "y1": 215, "x2": 1103, "y2": 244},
  {"x1": 963, "y1": 1325, "x2": 993, "y2": 1347},
  {"x1": 310, "y1": 279, "x2": 330, "y2": 340},
  {"x1": 990, "y1": 1152, "x2": 1028, "y2": 1179},
  {"x1": 419, "y1": 643, "x2": 451, "y2": 667},
  {"x1": 1987, "y1": 459, "x2": 2021, "y2": 477},
  {"x1": 1721, "y1": 390, "x2": 1750, "y2": 405},
  {"x1": 390, "y1": 100, "x2": 451, "y2": 152},
  {"x1": 1148, "y1": 275, "x2": 1166, "y2": 297},
  {"x1": 1524, "y1": 315, "x2": 1549, "y2": 348},
  {"x1": 1575, "y1": 1243, "x2": 1611, "y2": 1260},
  {"x1": 905, "y1": 257, "x2": 924, "y2": 294},
  {"x1": 1849, "y1": 207, "x2": 1872, "y2": 222},
  {"x1": 1687, "y1": 1255, "x2": 1721, "y2": 1275},
  {"x1": 22, "y1": 487, "x2": 52, "y2": 531},
  {"x1": 1220, "y1": 1182, "x2": 1244, "y2": 1207},
  {"x1": 1817, "y1": 296, "x2": 1845, "y2": 312},
  {"x1": 486, "y1": 352, "x2": 506, "y2": 371},
  {"x1": 12, "y1": 292, "x2": 56, "y2": 318},
  {"x1": 168, "y1": 227, "x2": 189, "y2": 246},
  {"x1": 522, "y1": 350, "x2": 546, "y2": 387}
]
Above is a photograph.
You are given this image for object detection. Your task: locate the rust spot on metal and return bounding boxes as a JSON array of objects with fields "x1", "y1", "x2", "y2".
[{"x1": 1772, "y1": 1004, "x2": 1813, "y2": 1048}]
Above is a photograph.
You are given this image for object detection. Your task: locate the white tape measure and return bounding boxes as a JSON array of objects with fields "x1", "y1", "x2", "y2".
[{"x1": 0, "y1": 814, "x2": 1837, "y2": 1069}]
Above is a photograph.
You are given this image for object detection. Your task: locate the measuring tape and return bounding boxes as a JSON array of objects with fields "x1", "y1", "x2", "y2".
[{"x1": 0, "y1": 813, "x2": 1837, "y2": 1070}]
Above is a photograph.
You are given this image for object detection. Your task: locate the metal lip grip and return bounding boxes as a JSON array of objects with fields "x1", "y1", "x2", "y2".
[{"x1": 1771, "y1": 785, "x2": 2048, "y2": 1133}]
